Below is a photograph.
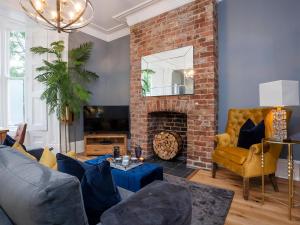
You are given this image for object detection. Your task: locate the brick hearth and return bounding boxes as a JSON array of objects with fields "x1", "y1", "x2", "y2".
[{"x1": 130, "y1": 0, "x2": 218, "y2": 169}]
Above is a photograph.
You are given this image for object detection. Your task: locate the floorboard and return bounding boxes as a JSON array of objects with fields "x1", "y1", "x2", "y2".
[
  {"x1": 77, "y1": 154, "x2": 300, "y2": 224},
  {"x1": 189, "y1": 168, "x2": 300, "y2": 225}
]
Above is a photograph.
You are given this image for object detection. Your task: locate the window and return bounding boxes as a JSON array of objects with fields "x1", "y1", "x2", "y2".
[
  {"x1": 0, "y1": 30, "x2": 26, "y2": 129},
  {"x1": 7, "y1": 31, "x2": 26, "y2": 127}
]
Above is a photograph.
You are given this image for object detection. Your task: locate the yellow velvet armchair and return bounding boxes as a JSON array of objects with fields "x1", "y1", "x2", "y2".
[{"x1": 212, "y1": 108, "x2": 291, "y2": 200}]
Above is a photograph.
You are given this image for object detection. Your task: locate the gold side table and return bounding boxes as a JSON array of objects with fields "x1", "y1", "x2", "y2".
[{"x1": 261, "y1": 138, "x2": 300, "y2": 220}]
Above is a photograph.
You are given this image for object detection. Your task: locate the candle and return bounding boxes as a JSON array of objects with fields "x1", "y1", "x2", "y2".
[{"x1": 139, "y1": 157, "x2": 145, "y2": 162}]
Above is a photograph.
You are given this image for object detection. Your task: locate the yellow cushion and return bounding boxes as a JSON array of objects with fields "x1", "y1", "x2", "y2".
[
  {"x1": 39, "y1": 149, "x2": 77, "y2": 170},
  {"x1": 66, "y1": 150, "x2": 76, "y2": 158},
  {"x1": 12, "y1": 142, "x2": 37, "y2": 161},
  {"x1": 39, "y1": 147, "x2": 57, "y2": 169},
  {"x1": 214, "y1": 147, "x2": 249, "y2": 165}
]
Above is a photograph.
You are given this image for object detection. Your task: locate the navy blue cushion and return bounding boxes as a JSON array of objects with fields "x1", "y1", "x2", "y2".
[
  {"x1": 3, "y1": 135, "x2": 26, "y2": 151},
  {"x1": 237, "y1": 119, "x2": 265, "y2": 149},
  {"x1": 56, "y1": 154, "x2": 121, "y2": 225},
  {"x1": 56, "y1": 153, "x2": 87, "y2": 181},
  {"x1": 3, "y1": 135, "x2": 15, "y2": 147},
  {"x1": 81, "y1": 161, "x2": 121, "y2": 225}
]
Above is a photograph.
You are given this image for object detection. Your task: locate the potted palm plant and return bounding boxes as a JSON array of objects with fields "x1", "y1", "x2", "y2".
[{"x1": 31, "y1": 40, "x2": 99, "y2": 152}]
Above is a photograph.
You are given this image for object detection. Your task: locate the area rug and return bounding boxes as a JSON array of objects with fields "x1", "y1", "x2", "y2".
[{"x1": 164, "y1": 174, "x2": 234, "y2": 225}]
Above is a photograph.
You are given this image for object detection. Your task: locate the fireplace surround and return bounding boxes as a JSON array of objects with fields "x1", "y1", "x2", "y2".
[
  {"x1": 130, "y1": 0, "x2": 218, "y2": 169},
  {"x1": 148, "y1": 112, "x2": 187, "y2": 161}
]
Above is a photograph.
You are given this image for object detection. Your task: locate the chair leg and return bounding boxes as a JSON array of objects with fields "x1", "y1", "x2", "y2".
[
  {"x1": 243, "y1": 178, "x2": 250, "y2": 200},
  {"x1": 269, "y1": 173, "x2": 279, "y2": 192},
  {"x1": 212, "y1": 162, "x2": 218, "y2": 178}
]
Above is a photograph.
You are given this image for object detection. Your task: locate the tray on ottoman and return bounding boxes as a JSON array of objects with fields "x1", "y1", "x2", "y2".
[{"x1": 86, "y1": 155, "x2": 163, "y2": 192}]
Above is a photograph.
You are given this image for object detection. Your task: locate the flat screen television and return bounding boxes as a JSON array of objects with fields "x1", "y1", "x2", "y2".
[{"x1": 84, "y1": 106, "x2": 130, "y2": 134}]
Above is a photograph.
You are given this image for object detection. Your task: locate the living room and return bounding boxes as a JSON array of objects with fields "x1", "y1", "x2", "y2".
[{"x1": 0, "y1": 0, "x2": 299, "y2": 225}]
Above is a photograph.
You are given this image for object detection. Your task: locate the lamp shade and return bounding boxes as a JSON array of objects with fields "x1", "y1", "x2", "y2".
[{"x1": 259, "y1": 80, "x2": 299, "y2": 107}]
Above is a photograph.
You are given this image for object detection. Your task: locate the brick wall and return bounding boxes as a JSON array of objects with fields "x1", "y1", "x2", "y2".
[{"x1": 130, "y1": 0, "x2": 218, "y2": 169}]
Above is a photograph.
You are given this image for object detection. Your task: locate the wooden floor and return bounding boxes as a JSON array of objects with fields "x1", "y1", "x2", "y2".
[
  {"x1": 189, "y1": 168, "x2": 300, "y2": 225},
  {"x1": 77, "y1": 154, "x2": 300, "y2": 224}
]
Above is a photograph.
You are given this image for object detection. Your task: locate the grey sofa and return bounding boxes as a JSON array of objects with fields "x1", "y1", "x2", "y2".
[{"x1": 0, "y1": 145, "x2": 192, "y2": 225}]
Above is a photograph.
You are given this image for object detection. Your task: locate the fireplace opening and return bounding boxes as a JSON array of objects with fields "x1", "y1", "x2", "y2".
[{"x1": 147, "y1": 112, "x2": 187, "y2": 162}]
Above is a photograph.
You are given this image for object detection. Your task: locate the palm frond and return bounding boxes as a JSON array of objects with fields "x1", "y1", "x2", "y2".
[{"x1": 31, "y1": 40, "x2": 99, "y2": 120}]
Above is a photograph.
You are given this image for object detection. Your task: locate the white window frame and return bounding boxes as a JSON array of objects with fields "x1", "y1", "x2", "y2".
[{"x1": 0, "y1": 20, "x2": 27, "y2": 131}]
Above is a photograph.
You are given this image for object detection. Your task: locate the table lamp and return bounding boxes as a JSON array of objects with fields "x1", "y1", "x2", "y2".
[{"x1": 259, "y1": 80, "x2": 299, "y2": 140}]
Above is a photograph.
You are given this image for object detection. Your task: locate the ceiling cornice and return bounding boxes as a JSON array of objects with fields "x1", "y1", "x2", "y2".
[
  {"x1": 0, "y1": 0, "x2": 196, "y2": 42},
  {"x1": 113, "y1": 0, "x2": 161, "y2": 23},
  {"x1": 123, "y1": 0, "x2": 195, "y2": 26},
  {"x1": 86, "y1": 0, "x2": 195, "y2": 42}
]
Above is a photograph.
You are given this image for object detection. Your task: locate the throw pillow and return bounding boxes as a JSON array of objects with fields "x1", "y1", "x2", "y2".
[
  {"x1": 3, "y1": 135, "x2": 15, "y2": 147},
  {"x1": 39, "y1": 147, "x2": 57, "y2": 169},
  {"x1": 56, "y1": 153, "x2": 87, "y2": 180},
  {"x1": 12, "y1": 142, "x2": 37, "y2": 161},
  {"x1": 41, "y1": 150, "x2": 77, "y2": 170},
  {"x1": 56, "y1": 154, "x2": 121, "y2": 225},
  {"x1": 237, "y1": 119, "x2": 265, "y2": 149},
  {"x1": 81, "y1": 161, "x2": 121, "y2": 225},
  {"x1": 3, "y1": 135, "x2": 26, "y2": 150}
]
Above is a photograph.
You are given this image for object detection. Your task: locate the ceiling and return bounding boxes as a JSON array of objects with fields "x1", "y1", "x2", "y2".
[
  {"x1": 90, "y1": 0, "x2": 146, "y2": 31},
  {"x1": 0, "y1": 0, "x2": 195, "y2": 41}
]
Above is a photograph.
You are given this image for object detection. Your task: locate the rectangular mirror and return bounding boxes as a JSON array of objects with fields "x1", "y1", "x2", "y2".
[{"x1": 141, "y1": 46, "x2": 194, "y2": 97}]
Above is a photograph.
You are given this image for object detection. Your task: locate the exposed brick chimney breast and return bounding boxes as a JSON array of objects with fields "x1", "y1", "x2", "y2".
[{"x1": 130, "y1": 0, "x2": 218, "y2": 169}]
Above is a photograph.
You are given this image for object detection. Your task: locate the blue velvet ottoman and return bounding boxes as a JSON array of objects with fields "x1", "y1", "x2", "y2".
[{"x1": 85, "y1": 155, "x2": 163, "y2": 192}]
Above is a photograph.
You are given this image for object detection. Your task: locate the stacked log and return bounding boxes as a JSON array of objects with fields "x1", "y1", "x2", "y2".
[{"x1": 153, "y1": 131, "x2": 182, "y2": 160}]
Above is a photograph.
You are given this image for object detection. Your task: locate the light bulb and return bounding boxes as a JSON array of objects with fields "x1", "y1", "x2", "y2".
[
  {"x1": 35, "y1": 0, "x2": 43, "y2": 12},
  {"x1": 74, "y1": 3, "x2": 82, "y2": 12},
  {"x1": 51, "y1": 11, "x2": 57, "y2": 19},
  {"x1": 69, "y1": 11, "x2": 75, "y2": 20}
]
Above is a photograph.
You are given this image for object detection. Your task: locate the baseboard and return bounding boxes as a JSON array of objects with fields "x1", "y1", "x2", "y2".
[
  {"x1": 69, "y1": 140, "x2": 84, "y2": 153},
  {"x1": 276, "y1": 159, "x2": 300, "y2": 181}
]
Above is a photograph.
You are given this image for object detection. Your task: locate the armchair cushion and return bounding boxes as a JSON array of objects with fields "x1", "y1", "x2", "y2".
[
  {"x1": 214, "y1": 147, "x2": 249, "y2": 165},
  {"x1": 237, "y1": 119, "x2": 265, "y2": 149}
]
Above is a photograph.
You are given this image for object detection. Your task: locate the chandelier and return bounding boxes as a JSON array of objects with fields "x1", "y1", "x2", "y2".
[{"x1": 19, "y1": 0, "x2": 94, "y2": 33}]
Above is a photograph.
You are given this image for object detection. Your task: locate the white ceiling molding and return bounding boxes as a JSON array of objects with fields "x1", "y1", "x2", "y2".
[
  {"x1": 113, "y1": 0, "x2": 161, "y2": 23},
  {"x1": 0, "y1": 0, "x2": 195, "y2": 42},
  {"x1": 83, "y1": 0, "x2": 196, "y2": 42},
  {"x1": 80, "y1": 26, "x2": 111, "y2": 42},
  {"x1": 125, "y1": 0, "x2": 196, "y2": 26},
  {"x1": 81, "y1": 25, "x2": 130, "y2": 42}
]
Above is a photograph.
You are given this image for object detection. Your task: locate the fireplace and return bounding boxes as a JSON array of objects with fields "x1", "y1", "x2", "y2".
[
  {"x1": 148, "y1": 112, "x2": 187, "y2": 161},
  {"x1": 130, "y1": 0, "x2": 218, "y2": 169}
]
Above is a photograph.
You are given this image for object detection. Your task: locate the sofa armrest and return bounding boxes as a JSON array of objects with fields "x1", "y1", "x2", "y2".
[
  {"x1": 101, "y1": 181, "x2": 192, "y2": 225},
  {"x1": 249, "y1": 143, "x2": 270, "y2": 155},
  {"x1": 215, "y1": 133, "x2": 231, "y2": 148}
]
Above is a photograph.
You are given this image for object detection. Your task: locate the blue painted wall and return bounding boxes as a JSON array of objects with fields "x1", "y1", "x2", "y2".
[
  {"x1": 68, "y1": 32, "x2": 130, "y2": 141},
  {"x1": 218, "y1": 0, "x2": 300, "y2": 159}
]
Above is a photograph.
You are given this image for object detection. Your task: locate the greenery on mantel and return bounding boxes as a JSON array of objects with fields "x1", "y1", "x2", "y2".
[
  {"x1": 142, "y1": 69, "x2": 155, "y2": 96},
  {"x1": 31, "y1": 41, "x2": 99, "y2": 120}
]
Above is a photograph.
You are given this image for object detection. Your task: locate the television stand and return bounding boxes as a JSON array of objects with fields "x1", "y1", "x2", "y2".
[{"x1": 84, "y1": 133, "x2": 128, "y2": 156}]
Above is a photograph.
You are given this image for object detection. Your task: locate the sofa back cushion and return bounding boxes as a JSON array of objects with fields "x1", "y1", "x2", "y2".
[{"x1": 0, "y1": 146, "x2": 88, "y2": 225}]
